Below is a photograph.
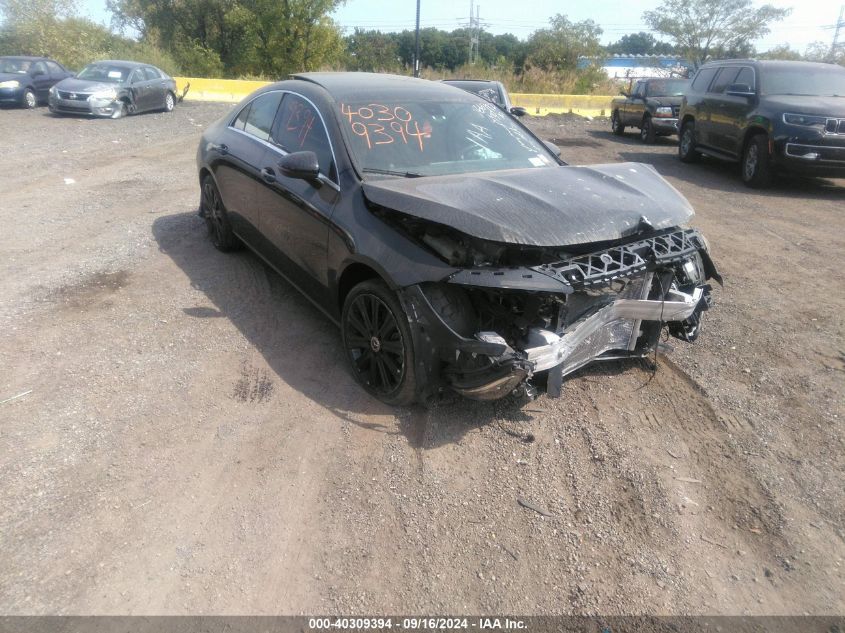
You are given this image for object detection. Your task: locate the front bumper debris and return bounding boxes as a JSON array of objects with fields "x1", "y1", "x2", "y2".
[{"x1": 399, "y1": 228, "x2": 720, "y2": 401}]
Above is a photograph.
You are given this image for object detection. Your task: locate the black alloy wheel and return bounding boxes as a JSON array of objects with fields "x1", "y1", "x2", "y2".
[
  {"x1": 342, "y1": 280, "x2": 416, "y2": 405},
  {"x1": 200, "y1": 176, "x2": 240, "y2": 251}
]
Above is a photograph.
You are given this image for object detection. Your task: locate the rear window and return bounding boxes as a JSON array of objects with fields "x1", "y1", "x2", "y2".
[
  {"x1": 243, "y1": 92, "x2": 283, "y2": 141},
  {"x1": 691, "y1": 67, "x2": 718, "y2": 92}
]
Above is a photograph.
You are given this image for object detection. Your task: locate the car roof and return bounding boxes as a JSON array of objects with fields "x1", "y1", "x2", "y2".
[
  {"x1": 84, "y1": 60, "x2": 149, "y2": 69},
  {"x1": 700, "y1": 59, "x2": 844, "y2": 72},
  {"x1": 291, "y1": 72, "x2": 478, "y2": 102},
  {"x1": 442, "y1": 79, "x2": 499, "y2": 84},
  {"x1": 0, "y1": 55, "x2": 51, "y2": 61}
]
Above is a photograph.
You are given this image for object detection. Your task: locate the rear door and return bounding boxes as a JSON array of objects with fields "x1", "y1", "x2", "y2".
[
  {"x1": 212, "y1": 91, "x2": 285, "y2": 245},
  {"x1": 702, "y1": 66, "x2": 741, "y2": 153},
  {"x1": 30, "y1": 61, "x2": 52, "y2": 100},
  {"x1": 45, "y1": 61, "x2": 69, "y2": 89},
  {"x1": 688, "y1": 66, "x2": 720, "y2": 146},
  {"x1": 127, "y1": 68, "x2": 150, "y2": 111},
  {"x1": 142, "y1": 67, "x2": 166, "y2": 110},
  {"x1": 710, "y1": 66, "x2": 757, "y2": 157}
]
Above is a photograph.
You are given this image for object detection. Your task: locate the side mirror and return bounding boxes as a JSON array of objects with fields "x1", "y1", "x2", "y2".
[
  {"x1": 726, "y1": 83, "x2": 755, "y2": 97},
  {"x1": 278, "y1": 151, "x2": 320, "y2": 181},
  {"x1": 543, "y1": 140, "x2": 561, "y2": 158},
  {"x1": 509, "y1": 106, "x2": 527, "y2": 117}
]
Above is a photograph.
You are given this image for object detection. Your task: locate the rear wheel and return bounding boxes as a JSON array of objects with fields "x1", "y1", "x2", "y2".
[
  {"x1": 640, "y1": 115, "x2": 656, "y2": 144},
  {"x1": 163, "y1": 91, "x2": 175, "y2": 113},
  {"x1": 23, "y1": 89, "x2": 36, "y2": 109},
  {"x1": 342, "y1": 280, "x2": 416, "y2": 406},
  {"x1": 611, "y1": 110, "x2": 625, "y2": 136},
  {"x1": 741, "y1": 134, "x2": 773, "y2": 188},
  {"x1": 200, "y1": 176, "x2": 241, "y2": 252},
  {"x1": 678, "y1": 121, "x2": 701, "y2": 163}
]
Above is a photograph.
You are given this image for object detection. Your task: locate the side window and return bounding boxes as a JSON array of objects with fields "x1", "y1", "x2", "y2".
[
  {"x1": 691, "y1": 67, "x2": 718, "y2": 92},
  {"x1": 32, "y1": 61, "x2": 48, "y2": 75},
  {"x1": 129, "y1": 69, "x2": 144, "y2": 84},
  {"x1": 46, "y1": 61, "x2": 63, "y2": 75},
  {"x1": 633, "y1": 81, "x2": 645, "y2": 97},
  {"x1": 243, "y1": 92, "x2": 283, "y2": 141},
  {"x1": 709, "y1": 67, "x2": 740, "y2": 93},
  {"x1": 272, "y1": 93, "x2": 335, "y2": 181},
  {"x1": 143, "y1": 67, "x2": 160, "y2": 80},
  {"x1": 232, "y1": 103, "x2": 252, "y2": 131},
  {"x1": 733, "y1": 67, "x2": 755, "y2": 91}
]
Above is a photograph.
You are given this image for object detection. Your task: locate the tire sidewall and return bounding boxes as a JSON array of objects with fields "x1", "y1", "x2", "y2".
[
  {"x1": 742, "y1": 134, "x2": 773, "y2": 188},
  {"x1": 611, "y1": 110, "x2": 624, "y2": 135},
  {"x1": 23, "y1": 89, "x2": 36, "y2": 109},
  {"x1": 164, "y1": 92, "x2": 175, "y2": 112},
  {"x1": 641, "y1": 116, "x2": 655, "y2": 144},
  {"x1": 201, "y1": 175, "x2": 240, "y2": 251},
  {"x1": 679, "y1": 121, "x2": 699, "y2": 162},
  {"x1": 342, "y1": 280, "x2": 417, "y2": 406}
]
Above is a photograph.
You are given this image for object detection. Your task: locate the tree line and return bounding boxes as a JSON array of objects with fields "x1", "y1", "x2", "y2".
[{"x1": 1, "y1": 0, "x2": 840, "y2": 85}]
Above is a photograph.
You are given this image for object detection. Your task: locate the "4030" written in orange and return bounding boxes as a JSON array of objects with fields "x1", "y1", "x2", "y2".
[{"x1": 340, "y1": 103, "x2": 430, "y2": 151}]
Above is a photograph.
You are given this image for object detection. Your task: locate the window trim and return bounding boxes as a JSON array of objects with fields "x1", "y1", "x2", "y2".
[{"x1": 228, "y1": 89, "x2": 340, "y2": 190}]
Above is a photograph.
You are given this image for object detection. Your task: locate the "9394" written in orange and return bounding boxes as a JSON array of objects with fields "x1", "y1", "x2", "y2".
[{"x1": 340, "y1": 103, "x2": 431, "y2": 152}]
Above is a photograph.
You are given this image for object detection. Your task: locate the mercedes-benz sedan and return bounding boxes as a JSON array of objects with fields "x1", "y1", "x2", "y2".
[{"x1": 196, "y1": 73, "x2": 721, "y2": 405}]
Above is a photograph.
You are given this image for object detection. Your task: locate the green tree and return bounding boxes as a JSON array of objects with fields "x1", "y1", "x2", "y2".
[
  {"x1": 344, "y1": 29, "x2": 399, "y2": 72},
  {"x1": 526, "y1": 14, "x2": 603, "y2": 71},
  {"x1": 606, "y1": 32, "x2": 676, "y2": 56},
  {"x1": 643, "y1": 0, "x2": 790, "y2": 66}
]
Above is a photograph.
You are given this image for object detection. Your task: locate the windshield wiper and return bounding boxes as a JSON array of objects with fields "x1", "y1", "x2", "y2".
[{"x1": 362, "y1": 167, "x2": 423, "y2": 178}]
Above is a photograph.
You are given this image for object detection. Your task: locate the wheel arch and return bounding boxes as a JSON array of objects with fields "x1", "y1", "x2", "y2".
[
  {"x1": 337, "y1": 261, "x2": 390, "y2": 312},
  {"x1": 742, "y1": 125, "x2": 770, "y2": 155}
]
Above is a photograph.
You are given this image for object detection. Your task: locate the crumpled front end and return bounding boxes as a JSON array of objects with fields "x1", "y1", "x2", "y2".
[{"x1": 398, "y1": 227, "x2": 720, "y2": 401}]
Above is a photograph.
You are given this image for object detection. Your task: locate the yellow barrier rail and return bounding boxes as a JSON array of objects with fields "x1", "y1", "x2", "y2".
[{"x1": 173, "y1": 77, "x2": 614, "y2": 117}]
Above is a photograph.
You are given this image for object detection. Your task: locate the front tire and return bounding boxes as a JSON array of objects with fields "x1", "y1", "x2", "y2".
[
  {"x1": 640, "y1": 115, "x2": 656, "y2": 144},
  {"x1": 23, "y1": 89, "x2": 36, "y2": 109},
  {"x1": 611, "y1": 110, "x2": 625, "y2": 136},
  {"x1": 342, "y1": 280, "x2": 417, "y2": 406},
  {"x1": 200, "y1": 176, "x2": 241, "y2": 252},
  {"x1": 741, "y1": 134, "x2": 773, "y2": 188},
  {"x1": 679, "y1": 121, "x2": 701, "y2": 163}
]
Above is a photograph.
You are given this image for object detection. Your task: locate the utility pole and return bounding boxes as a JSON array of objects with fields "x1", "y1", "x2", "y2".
[
  {"x1": 468, "y1": 2, "x2": 480, "y2": 65},
  {"x1": 413, "y1": 0, "x2": 421, "y2": 77},
  {"x1": 832, "y1": 5, "x2": 844, "y2": 63}
]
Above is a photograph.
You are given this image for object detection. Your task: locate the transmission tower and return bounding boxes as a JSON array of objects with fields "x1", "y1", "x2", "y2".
[
  {"x1": 832, "y1": 5, "x2": 844, "y2": 62},
  {"x1": 468, "y1": 2, "x2": 480, "y2": 65}
]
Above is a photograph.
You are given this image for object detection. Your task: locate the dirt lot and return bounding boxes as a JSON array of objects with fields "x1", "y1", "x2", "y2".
[{"x1": 1, "y1": 102, "x2": 843, "y2": 616}]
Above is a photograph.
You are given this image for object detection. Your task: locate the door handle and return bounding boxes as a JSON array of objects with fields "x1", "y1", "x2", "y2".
[
  {"x1": 261, "y1": 167, "x2": 276, "y2": 183},
  {"x1": 209, "y1": 143, "x2": 228, "y2": 155}
]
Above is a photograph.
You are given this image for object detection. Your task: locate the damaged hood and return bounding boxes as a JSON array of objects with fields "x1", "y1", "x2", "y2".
[
  {"x1": 54, "y1": 78, "x2": 119, "y2": 93},
  {"x1": 363, "y1": 163, "x2": 694, "y2": 247}
]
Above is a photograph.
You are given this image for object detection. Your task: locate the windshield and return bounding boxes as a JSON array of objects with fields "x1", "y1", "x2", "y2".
[
  {"x1": 646, "y1": 79, "x2": 689, "y2": 97},
  {"x1": 77, "y1": 63, "x2": 131, "y2": 83},
  {"x1": 762, "y1": 66, "x2": 845, "y2": 96},
  {"x1": 340, "y1": 99, "x2": 556, "y2": 178},
  {"x1": 0, "y1": 58, "x2": 31, "y2": 74}
]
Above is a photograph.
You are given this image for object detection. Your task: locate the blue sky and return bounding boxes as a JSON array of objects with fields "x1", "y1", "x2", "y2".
[{"x1": 79, "y1": 0, "x2": 840, "y2": 53}]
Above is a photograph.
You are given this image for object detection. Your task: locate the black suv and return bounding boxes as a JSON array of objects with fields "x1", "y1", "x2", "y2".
[{"x1": 678, "y1": 60, "x2": 845, "y2": 187}]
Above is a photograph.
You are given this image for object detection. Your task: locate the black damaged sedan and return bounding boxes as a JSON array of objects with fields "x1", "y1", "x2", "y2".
[{"x1": 197, "y1": 73, "x2": 720, "y2": 405}]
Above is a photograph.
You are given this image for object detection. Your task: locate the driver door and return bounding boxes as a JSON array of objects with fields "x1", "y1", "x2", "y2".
[
  {"x1": 256, "y1": 92, "x2": 339, "y2": 311},
  {"x1": 30, "y1": 61, "x2": 52, "y2": 101}
]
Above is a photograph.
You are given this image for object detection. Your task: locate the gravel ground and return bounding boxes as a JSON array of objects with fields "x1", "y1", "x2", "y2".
[{"x1": 0, "y1": 102, "x2": 843, "y2": 615}]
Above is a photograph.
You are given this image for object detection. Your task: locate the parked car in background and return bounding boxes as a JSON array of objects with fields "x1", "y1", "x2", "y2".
[
  {"x1": 441, "y1": 79, "x2": 527, "y2": 117},
  {"x1": 611, "y1": 77, "x2": 690, "y2": 143},
  {"x1": 196, "y1": 73, "x2": 719, "y2": 405},
  {"x1": 0, "y1": 56, "x2": 73, "y2": 109},
  {"x1": 48, "y1": 60, "x2": 177, "y2": 119},
  {"x1": 678, "y1": 59, "x2": 845, "y2": 187}
]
